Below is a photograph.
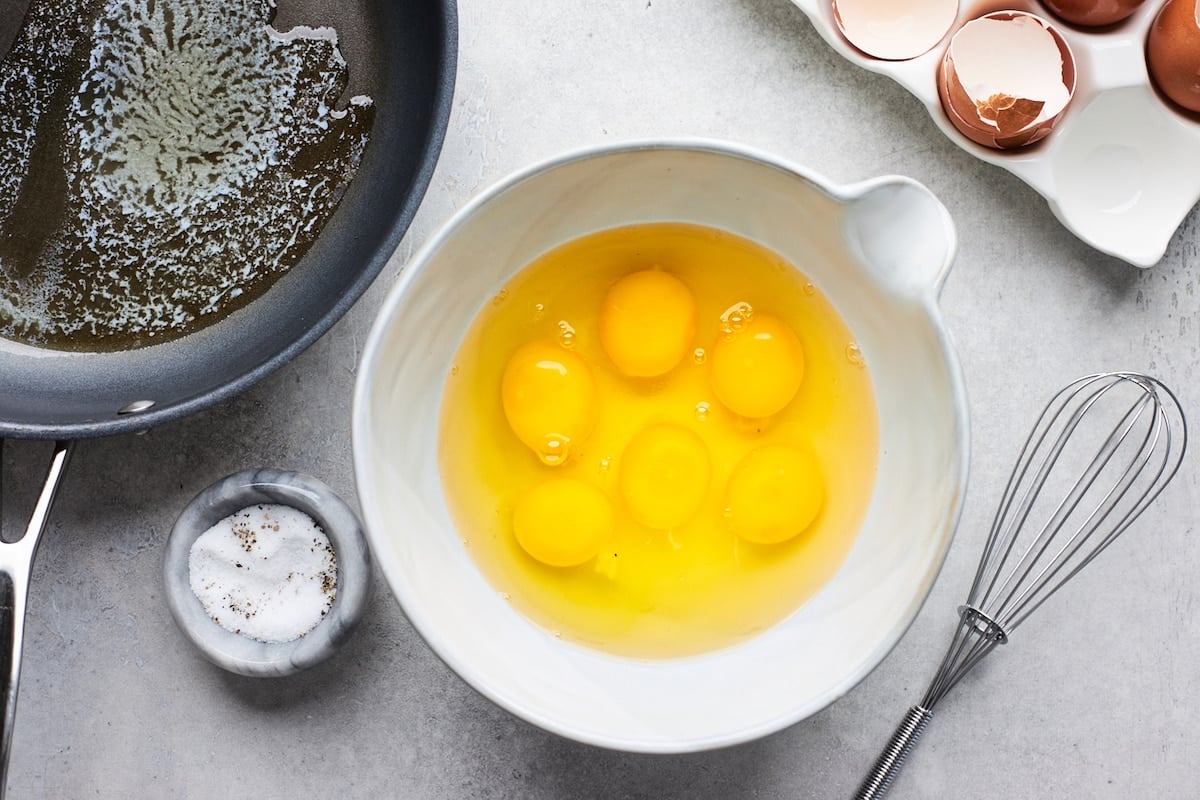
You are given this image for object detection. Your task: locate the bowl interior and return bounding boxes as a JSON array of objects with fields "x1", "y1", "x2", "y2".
[{"x1": 354, "y1": 144, "x2": 966, "y2": 751}]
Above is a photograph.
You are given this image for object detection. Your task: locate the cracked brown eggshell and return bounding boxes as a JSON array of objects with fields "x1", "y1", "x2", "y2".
[
  {"x1": 1146, "y1": 0, "x2": 1200, "y2": 113},
  {"x1": 1039, "y1": 0, "x2": 1146, "y2": 27},
  {"x1": 832, "y1": 0, "x2": 961, "y2": 61},
  {"x1": 937, "y1": 11, "x2": 1077, "y2": 150}
]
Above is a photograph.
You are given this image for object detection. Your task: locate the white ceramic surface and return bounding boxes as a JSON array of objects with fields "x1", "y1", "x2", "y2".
[
  {"x1": 163, "y1": 469, "x2": 373, "y2": 678},
  {"x1": 352, "y1": 140, "x2": 970, "y2": 752},
  {"x1": 793, "y1": 0, "x2": 1200, "y2": 267}
]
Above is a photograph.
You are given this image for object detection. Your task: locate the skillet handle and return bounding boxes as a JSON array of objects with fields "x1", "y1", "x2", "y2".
[{"x1": 0, "y1": 441, "x2": 73, "y2": 798}]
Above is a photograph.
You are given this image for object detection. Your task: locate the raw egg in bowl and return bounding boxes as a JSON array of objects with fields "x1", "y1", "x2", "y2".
[{"x1": 352, "y1": 140, "x2": 967, "y2": 752}]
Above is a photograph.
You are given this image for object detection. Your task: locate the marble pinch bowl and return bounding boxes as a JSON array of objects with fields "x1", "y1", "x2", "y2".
[
  {"x1": 164, "y1": 468, "x2": 372, "y2": 678},
  {"x1": 353, "y1": 139, "x2": 970, "y2": 752}
]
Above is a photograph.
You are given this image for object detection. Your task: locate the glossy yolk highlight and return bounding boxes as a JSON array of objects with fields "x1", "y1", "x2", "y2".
[
  {"x1": 709, "y1": 313, "x2": 805, "y2": 419},
  {"x1": 439, "y1": 222, "x2": 880, "y2": 659},
  {"x1": 512, "y1": 478, "x2": 614, "y2": 567},
  {"x1": 599, "y1": 269, "x2": 696, "y2": 377},
  {"x1": 501, "y1": 340, "x2": 597, "y2": 465},
  {"x1": 725, "y1": 444, "x2": 825, "y2": 545},
  {"x1": 618, "y1": 423, "x2": 711, "y2": 530}
]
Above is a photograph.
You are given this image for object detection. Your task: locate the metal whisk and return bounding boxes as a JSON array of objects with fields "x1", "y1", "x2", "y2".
[{"x1": 854, "y1": 372, "x2": 1187, "y2": 799}]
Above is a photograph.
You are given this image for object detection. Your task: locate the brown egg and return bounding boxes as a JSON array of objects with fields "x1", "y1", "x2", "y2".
[
  {"x1": 937, "y1": 12, "x2": 1076, "y2": 150},
  {"x1": 1039, "y1": 0, "x2": 1145, "y2": 27},
  {"x1": 1147, "y1": 0, "x2": 1200, "y2": 112}
]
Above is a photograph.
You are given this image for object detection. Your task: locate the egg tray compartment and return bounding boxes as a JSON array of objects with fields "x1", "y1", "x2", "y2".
[{"x1": 790, "y1": 0, "x2": 1200, "y2": 267}]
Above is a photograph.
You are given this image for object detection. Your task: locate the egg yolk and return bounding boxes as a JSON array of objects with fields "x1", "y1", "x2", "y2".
[
  {"x1": 501, "y1": 340, "x2": 597, "y2": 465},
  {"x1": 599, "y1": 269, "x2": 696, "y2": 377},
  {"x1": 512, "y1": 478, "x2": 614, "y2": 567},
  {"x1": 618, "y1": 423, "x2": 711, "y2": 529},
  {"x1": 709, "y1": 312, "x2": 805, "y2": 418},
  {"x1": 725, "y1": 444, "x2": 824, "y2": 545}
]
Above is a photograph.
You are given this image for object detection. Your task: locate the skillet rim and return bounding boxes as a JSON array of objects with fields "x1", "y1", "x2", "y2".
[{"x1": 0, "y1": 0, "x2": 459, "y2": 440}]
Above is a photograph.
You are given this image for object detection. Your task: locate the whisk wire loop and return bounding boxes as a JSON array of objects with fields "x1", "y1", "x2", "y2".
[
  {"x1": 989, "y1": 381, "x2": 1159, "y2": 629},
  {"x1": 976, "y1": 380, "x2": 1117, "y2": 599},
  {"x1": 968, "y1": 374, "x2": 1182, "y2": 636},
  {"x1": 856, "y1": 372, "x2": 1187, "y2": 800}
]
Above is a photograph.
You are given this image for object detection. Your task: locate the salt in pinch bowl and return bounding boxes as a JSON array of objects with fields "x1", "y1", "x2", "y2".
[{"x1": 164, "y1": 468, "x2": 372, "y2": 677}]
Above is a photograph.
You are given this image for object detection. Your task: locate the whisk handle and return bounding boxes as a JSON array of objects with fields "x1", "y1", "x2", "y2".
[{"x1": 853, "y1": 705, "x2": 933, "y2": 799}]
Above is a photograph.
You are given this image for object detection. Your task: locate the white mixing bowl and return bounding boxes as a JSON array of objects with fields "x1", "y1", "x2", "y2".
[{"x1": 353, "y1": 140, "x2": 968, "y2": 752}]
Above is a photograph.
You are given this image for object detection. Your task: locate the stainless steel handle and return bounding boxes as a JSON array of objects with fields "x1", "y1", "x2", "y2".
[
  {"x1": 853, "y1": 705, "x2": 933, "y2": 800},
  {"x1": 0, "y1": 441, "x2": 73, "y2": 798}
]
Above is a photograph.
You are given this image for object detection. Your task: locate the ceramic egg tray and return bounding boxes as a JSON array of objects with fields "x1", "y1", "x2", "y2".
[{"x1": 790, "y1": 0, "x2": 1200, "y2": 267}]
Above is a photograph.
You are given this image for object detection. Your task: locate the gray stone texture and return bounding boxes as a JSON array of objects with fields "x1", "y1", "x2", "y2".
[{"x1": 2, "y1": 0, "x2": 1198, "y2": 797}]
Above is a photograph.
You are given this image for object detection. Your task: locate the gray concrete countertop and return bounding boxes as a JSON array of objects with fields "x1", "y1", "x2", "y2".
[{"x1": 4, "y1": 1, "x2": 1199, "y2": 797}]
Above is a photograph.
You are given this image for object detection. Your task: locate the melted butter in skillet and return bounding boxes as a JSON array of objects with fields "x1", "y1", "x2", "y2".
[{"x1": 0, "y1": 0, "x2": 373, "y2": 350}]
